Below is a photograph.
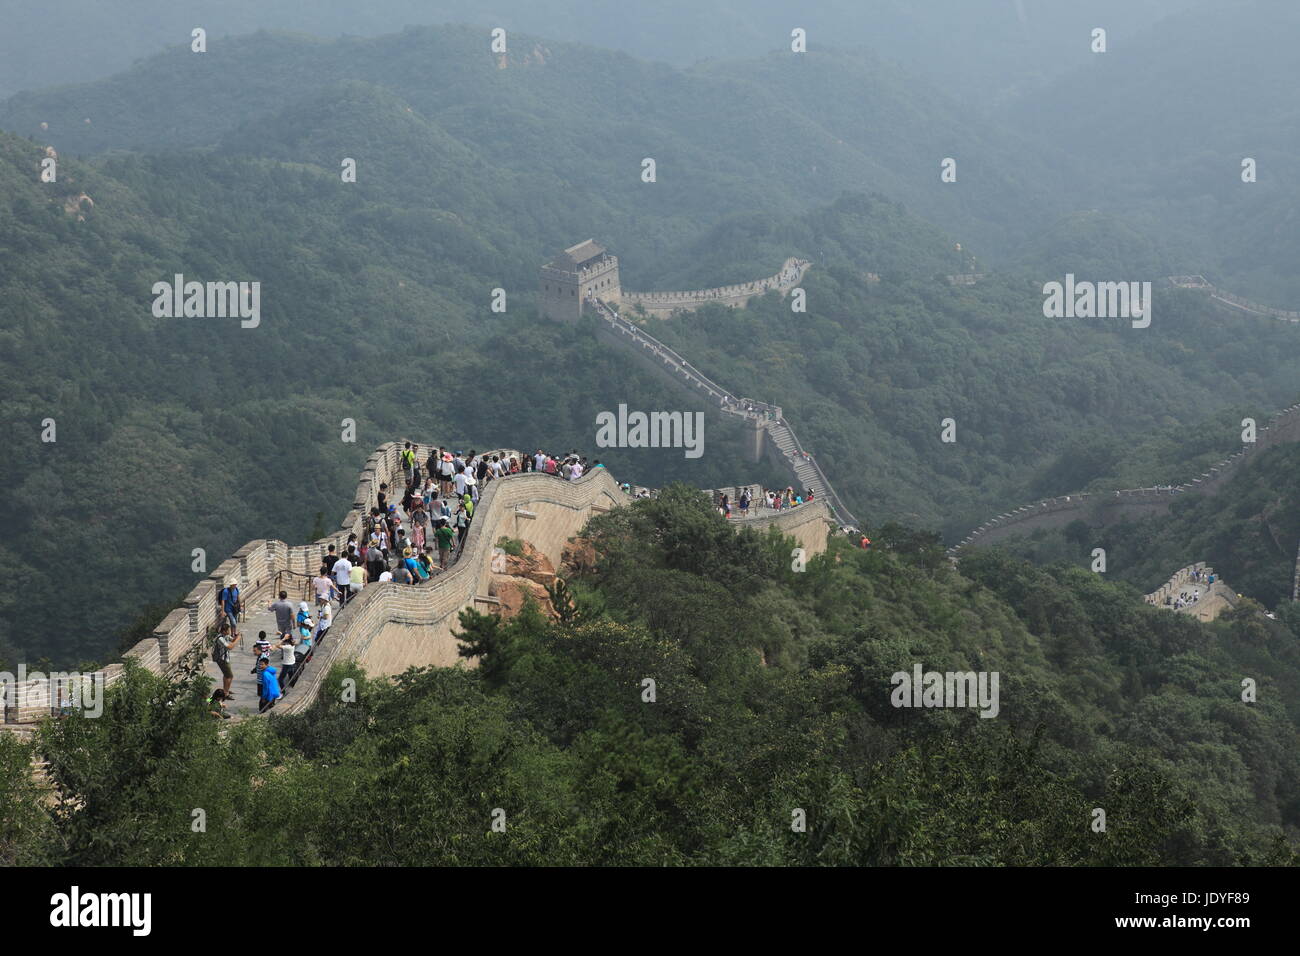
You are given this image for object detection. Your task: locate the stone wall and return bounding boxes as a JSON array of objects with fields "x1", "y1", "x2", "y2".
[
  {"x1": 0, "y1": 440, "x2": 494, "y2": 723},
  {"x1": 951, "y1": 402, "x2": 1300, "y2": 556},
  {"x1": 3, "y1": 439, "x2": 830, "y2": 723},
  {"x1": 281, "y1": 469, "x2": 829, "y2": 713},
  {"x1": 621, "y1": 257, "x2": 809, "y2": 316}
]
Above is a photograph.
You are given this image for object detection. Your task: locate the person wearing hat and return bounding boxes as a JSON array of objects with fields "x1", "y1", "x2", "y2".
[
  {"x1": 464, "y1": 470, "x2": 478, "y2": 503},
  {"x1": 218, "y1": 579, "x2": 242, "y2": 637},
  {"x1": 439, "y1": 449, "x2": 454, "y2": 495},
  {"x1": 434, "y1": 518, "x2": 456, "y2": 569},
  {"x1": 402, "y1": 546, "x2": 427, "y2": 582}
]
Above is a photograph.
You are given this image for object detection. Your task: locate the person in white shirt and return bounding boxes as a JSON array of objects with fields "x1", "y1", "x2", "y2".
[
  {"x1": 570, "y1": 461, "x2": 584, "y2": 481},
  {"x1": 333, "y1": 555, "x2": 353, "y2": 607},
  {"x1": 378, "y1": 568, "x2": 393, "y2": 583},
  {"x1": 313, "y1": 602, "x2": 332, "y2": 640},
  {"x1": 453, "y1": 470, "x2": 468, "y2": 497}
]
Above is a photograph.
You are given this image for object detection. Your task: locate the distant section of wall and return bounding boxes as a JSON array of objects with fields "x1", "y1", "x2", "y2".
[
  {"x1": 1144, "y1": 562, "x2": 1238, "y2": 622},
  {"x1": 621, "y1": 257, "x2": 809, "y2": 316},
  {"x1": 951, "y1": 402, "x2": 1300, "y2": 556}
]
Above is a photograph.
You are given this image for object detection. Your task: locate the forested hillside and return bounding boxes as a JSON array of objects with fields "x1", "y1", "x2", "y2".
[
  {"x1": 5, "y1": 493, "x2": 1296, "y2": 864},
  {"x1": 999, "y1": 442, "x2": 1300, "y2": 611},
  {"x1": 0, "y1": 26, "x2": 1056, "y2": 259},
  {"x1": 1003, "y1": 0, "x2": 1300, "y2": 304},
  {"x1": 0, "y1": 0, "x2": 1203, "y2": 104},
  {"x1": 4, "y1": 20, "x2": 1300, "y2": 669}
]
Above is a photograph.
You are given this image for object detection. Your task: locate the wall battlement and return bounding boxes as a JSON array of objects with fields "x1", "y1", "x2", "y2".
[
  {"x1": 2, "y1": 442, "x2": 830, "y2": 724},
  {"x1": 950, "y1": 402, "x2": 1300, "y2": 556}
]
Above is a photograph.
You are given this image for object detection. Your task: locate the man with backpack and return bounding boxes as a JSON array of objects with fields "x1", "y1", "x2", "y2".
[
  {"x1": 212, "y1": 621, "x2": 239, "y2": 699},
  {"x1": 401, "y1": 442, "x2": 416, "y2": 485},
  {"x1": 218, "y1": 580, "x2": 242, "y2": 637}
]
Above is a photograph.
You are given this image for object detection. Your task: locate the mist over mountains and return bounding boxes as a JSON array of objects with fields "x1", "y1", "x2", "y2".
[{"x1": 4, "y1": 10, "x2": 1300, "y2": 667}]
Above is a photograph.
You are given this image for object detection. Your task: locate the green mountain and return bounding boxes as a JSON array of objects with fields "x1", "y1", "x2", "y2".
[
  {"x1": 8, "y1": 495, "x2": 1298, "y2": 864},
  {"x1": 997, "y1": 442, "x2": 1300, "y2": 611},
  {"x1": 1001, "y1": 0, "x2": 1300, "y2": 304},
  {"x1": 4, "y1": 22, "x2": 1300, "y2": 669}
]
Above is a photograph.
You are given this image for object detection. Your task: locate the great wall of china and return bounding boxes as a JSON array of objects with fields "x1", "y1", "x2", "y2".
[
  {"x1": 589, "y1": 295, "x2": 859, "y2": 528},
  {"x1": 947, "y1": 402, "x2": 1300, "y2": 556},
  {"x1": 3, "y1": 250, "x2": 847, "y2": 728},
  {"x1": 0, "y1": 442, "x2": 831, "y2": 725},
  {"x1": 621, "y1": 257, "x2": 810, "y2": 316},
  {"x1": 1144, "y1": 561, "x2": 1239, "y2": 623},
  {"x1": 7, "y1": 260, "x2": 1300, "y2": 729},
  {"x1": 947, "y1": 277, "x2": 1300, "y2": 557}
]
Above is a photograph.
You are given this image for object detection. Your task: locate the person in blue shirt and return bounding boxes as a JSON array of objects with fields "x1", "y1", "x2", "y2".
[
  {"x1": 218, "y1": 581, "x2": 241, "y2": 636},
  {"x1": 402, "y1": 548, "x2": 427, "y2": 582},
  {"x1": 256, "y1": 659, "x2": 282, "y2": 713}
]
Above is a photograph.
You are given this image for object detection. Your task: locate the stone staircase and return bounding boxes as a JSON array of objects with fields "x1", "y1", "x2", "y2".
[{"x1": 590, "y1": 296, "x2": 858, "y2": 527}]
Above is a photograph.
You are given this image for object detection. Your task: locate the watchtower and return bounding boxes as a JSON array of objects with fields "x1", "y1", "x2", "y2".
[{"x1": 539, "y1": 239, "x2": 621, "y2": 321}]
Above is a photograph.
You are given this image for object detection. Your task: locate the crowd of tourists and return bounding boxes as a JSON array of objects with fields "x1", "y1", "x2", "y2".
[
  {"x1": 1148, "y1": 566, "x2": 1217, "y2": 611},
  {"x1": 206, "y1": 442, "x2": 628, "y2": 716},
  {"x1": 712, "y1": 485, "x2": 814, "y2": 518}
]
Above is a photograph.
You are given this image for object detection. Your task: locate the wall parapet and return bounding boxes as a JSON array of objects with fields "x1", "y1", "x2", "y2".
[
  {"x1": 949, "y1": 402, "x2": 1300, "y2": 556},
  {"x1": 622, "y1": 257, "x2": 809, "y2": 312}
]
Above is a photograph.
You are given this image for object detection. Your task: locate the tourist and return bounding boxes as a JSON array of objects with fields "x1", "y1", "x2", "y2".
[
  {"x1": 313, "y1": 566, "x2": 337, "y2": 609},
  {"x1": 278, "y1": 633, "x2": 298, "y2": 690},
  {"x1": 333, "y1": 551, "x2": 353, "y2": 607},
  {"x1": 269, "y1": 591, "x2": 295, "y2": 640},
  {"x1": 208, "y1": 688, "x2": 232, "y2": 720},
  {"x1": 251, "y1": 631, "x2": 274, "y2": 675},
  {"x1": 404, "y1": 547, "x2": 428, "y2": 582},
  {"x1": 212, "y1": 621, "x2": 239, "y2": 698},
  {"x1": 350, "y1": 557, "x2": 367, "y2": 595},
  {"x1": 366, "y1": 543, "x2": 387, "y2": 583},
  {"x1": 218, "y1": 579, "x2": 242, "y2": 636},
  {"x1": 256, "y1": 658, "x2": 282, "y2": 713},
  {"x1": 322, "y1": 544, "x2": 340, "y2": 576},
  {"x1": 401, "y1": 441, "x2": 416, "y2": 485},
  {"x1": 311, "y1": 602, "x2": 330, "y2": 644},
  {"x1": 435, "y1": 519, "x2": 455, "y2": 569}
]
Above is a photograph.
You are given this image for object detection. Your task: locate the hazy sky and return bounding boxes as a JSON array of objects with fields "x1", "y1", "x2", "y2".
[{"x1": 0, "y1": 0, "x2": 1207, "y2": 104}]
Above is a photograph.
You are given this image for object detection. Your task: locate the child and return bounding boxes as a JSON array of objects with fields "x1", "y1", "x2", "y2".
[
  {"x1": 250, "y1": 630, "x2": 273, "y2": 675},
  {"x1": 279, "y1": 633, "x2": 298, "y2": 690},
  {"x1": 256, "y1": 658, "x2": 282, "y2": 713}
]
